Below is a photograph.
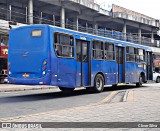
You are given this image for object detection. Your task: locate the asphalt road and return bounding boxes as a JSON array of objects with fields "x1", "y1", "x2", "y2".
[{"x1": 0, "y1": 83, "x2": 157, "y2": 118}]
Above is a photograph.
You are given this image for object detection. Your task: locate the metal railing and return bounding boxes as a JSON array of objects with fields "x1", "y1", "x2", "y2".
[{"x1": 0, "y1": 6, "x2": 159, "y2": 48}]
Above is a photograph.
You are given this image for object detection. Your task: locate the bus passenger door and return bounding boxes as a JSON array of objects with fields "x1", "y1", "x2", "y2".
[
  {"x1": 116, "y1": 46, "x2": 125, "y2": 83},
  {"x1": 146, "y1": 51, "x2": 153, "y2": 80},
  {"x1": 76, "y1": 40, "x2": 91, "y2": 87}
]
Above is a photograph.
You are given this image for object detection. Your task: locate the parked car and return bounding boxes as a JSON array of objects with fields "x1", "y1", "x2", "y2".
[{"x1": 153, "y1": 71, "x2": 160, "y2": 83}]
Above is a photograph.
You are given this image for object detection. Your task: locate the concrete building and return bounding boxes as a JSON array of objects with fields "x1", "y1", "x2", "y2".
[{"x1": 0, "y1": 0, "x2": 159, "y2": 48}]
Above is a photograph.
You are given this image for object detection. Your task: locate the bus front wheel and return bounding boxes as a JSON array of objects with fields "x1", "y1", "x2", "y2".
[
  {"x1": 136, "y1": 75, "x2": 143, "y2": 87},
  {"x1": 93, "y1": 74, "x2": 104, "y2": 93},
  {"x1": 59, "y1": 87, "x2": 74, "y2": 94}
]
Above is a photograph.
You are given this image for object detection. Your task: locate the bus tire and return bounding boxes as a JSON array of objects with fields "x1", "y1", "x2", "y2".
[
  {"x1": 93, "y1": 74, "x2": 104, "y2": 93},
  {"x1": 59, "y1": 87, "x2": 74, "y2": 94},
  {"x1": 156, "y1": 77, "x2": 160, "y2": 83},
  {"x1": 136, "y1": 75, "x2": 143, "y2": 87},
  {"x1": 143, "y1": 81, "x2": 147, "y2": 83},
  {"x1": 112, "y1": 84, "x2": 117, "y2": 87},
  {"x1": 85, "y1": 87, "x2": 95, "y2": 93}
]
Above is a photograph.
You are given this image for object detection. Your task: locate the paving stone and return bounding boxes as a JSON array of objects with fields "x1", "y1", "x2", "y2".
[{"x1": 1, "y1": 85, "x2": 160, "y2": 130}]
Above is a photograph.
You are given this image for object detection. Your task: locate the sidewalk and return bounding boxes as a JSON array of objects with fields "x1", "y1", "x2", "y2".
[
  {"x1": 1, "y1": 86, "x2": 160, "y2": 125},
  {"x1": 0, "y1": 84, "x2": 57, "y2": 92}
]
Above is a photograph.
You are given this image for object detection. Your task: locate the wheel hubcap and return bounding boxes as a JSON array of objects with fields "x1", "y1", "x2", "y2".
[{"x1": 96, "y1": 78, "x2": 102, "y2": 89}]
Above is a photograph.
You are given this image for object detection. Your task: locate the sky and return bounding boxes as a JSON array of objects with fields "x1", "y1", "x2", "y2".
[{"x1": 95, "y1": 0, "x2": 160, "y2": 19}]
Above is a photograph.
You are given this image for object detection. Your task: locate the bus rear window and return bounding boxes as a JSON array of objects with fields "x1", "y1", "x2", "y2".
[{"x1": 32, "y1": 30, "x2": 42, "y2": 37}]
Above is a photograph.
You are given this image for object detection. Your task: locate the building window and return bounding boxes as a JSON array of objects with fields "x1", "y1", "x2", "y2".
[
  {"x1": 126, "y1": 46, "x2": 136, "y2": 62},
  {"x1": 54, "y1": 33, "x2": 74, "y2": 58},
  {"x1": 92, "y1": 40, "x2": 104, "y2": 60},
  {"x1": 105, "y1": 42, "x2": 114, "y2": 60},
  {"x1": 0, "y1": 35, "x2": 8, "y2": 45}
]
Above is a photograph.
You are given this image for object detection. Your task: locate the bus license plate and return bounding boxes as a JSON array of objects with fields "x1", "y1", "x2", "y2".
[{"x1": 22, "y1": 73, "x2": 30, "y2": 78}]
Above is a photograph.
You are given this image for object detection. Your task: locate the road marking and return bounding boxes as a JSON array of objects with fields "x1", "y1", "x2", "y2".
[{"x1": 97, "y1": 91, "x2": 118, "y2": 104}]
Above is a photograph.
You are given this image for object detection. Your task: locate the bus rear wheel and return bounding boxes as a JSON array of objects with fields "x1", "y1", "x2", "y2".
[
  {"x1": 136, "y1": 75, "x2": 143, "y2": 87},
  {"x1": 59, "y1": 87, "x2": 74, "y2": 94},
  {"x1": 93, "y1": 74, "x2": 104, "y2": 93}
]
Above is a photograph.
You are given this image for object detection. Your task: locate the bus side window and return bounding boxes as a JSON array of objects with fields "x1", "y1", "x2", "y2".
[
  {"x1": 137, "y1": 49, "x2": 145, "y2": 62},
  {"x1": 55, "y1": 45, "x2": 62, "y2": 56},
  {"x1": 92, "y1": 40, "x2": 104, "y2": 60},
  {"x1": 54, "y1": 33, "x2": 74, "y2": 58},
  {"x1": 105, "y1": 42, "x2": 114, "y2": 61},
  {"x1": 126, "y1": 46, "x2": 136, "y2": 62},
  {"x1": 82, "y1": 42, "x2": 89, "y2": 62},
  {"x1": 54, "y1": 34, "x2": 60, "y2": 56},
  {"x1": 76, "y1": 41, "x2": 81, "y2": 62}
]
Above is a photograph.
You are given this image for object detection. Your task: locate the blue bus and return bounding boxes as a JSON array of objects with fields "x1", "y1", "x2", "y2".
[{"x1": 8, "y1": 24, "x2": 153, "y2": 93}]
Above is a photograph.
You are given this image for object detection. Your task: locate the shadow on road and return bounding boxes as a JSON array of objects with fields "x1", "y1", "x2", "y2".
[
  {"x1": 104, "y1": 84, "x2": 147, "y2": 91},
  {"x1": 0, "y1": 85, "x2": 146, "y2": 104}
]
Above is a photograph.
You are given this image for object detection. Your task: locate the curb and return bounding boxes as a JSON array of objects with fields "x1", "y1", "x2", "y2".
[
  {"x1": 0, "y1": 86, "x2": 57, "y2": 92},
  {"x1": 123, "y1": 90, "x2": 134, "y2": 102},
  {"x1": 123, "y1": 90, "x2": 129, "y2": 102}
]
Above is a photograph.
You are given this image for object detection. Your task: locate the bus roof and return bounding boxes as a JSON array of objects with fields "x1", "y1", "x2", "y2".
[{"x1": 10, "y1": 24, "x2": 152, "y2": 51}]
